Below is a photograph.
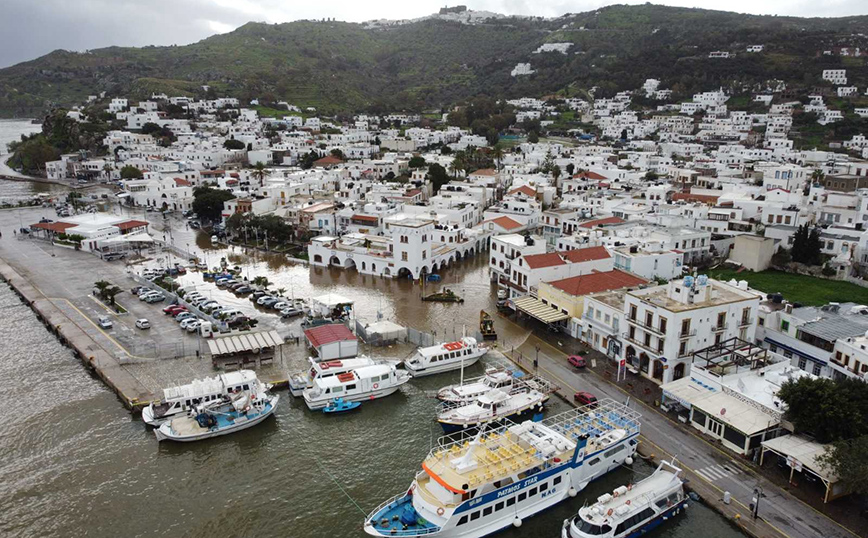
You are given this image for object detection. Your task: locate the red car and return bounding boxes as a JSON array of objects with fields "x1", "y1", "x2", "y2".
[
  {"x1": 574, "y1": 391, "x2": 598, "y2": 407},
  {"x1": 163, "y1": 305, "x2": 186, "y2": 315},
  {"x1": 567, "y1": 355, "x2": 587, "y2": 368}
]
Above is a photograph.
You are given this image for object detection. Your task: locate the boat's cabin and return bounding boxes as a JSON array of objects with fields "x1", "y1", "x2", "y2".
[
  {"x1": 482, "y1": 371, "x2": 514, "y2": 390},
  {"x1": 314, "y1": 364, "x2": 395, "y2": 397}
]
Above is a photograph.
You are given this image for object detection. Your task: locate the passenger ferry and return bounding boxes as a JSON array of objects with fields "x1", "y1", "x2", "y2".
[
  {"x1": 154, "y1": 387, "x2": 279, "y2": 442},
  {"x1": 364, "y1": 399, "x2": 641, "y2": 538},
  {"x1": 436, "y1": 368, "x2": 520, "y2": 403},
  {"x1": 303, "y1": 362, "x2": 411, "y2": 410},
  {"x1": 404, "y1": 337, "x2": 487, "y2": 378},
  {"x1": 436, "y1": 387, "x2": 548, "y2": 434},
  {"x1": 562, "y1": 460, "x2": 687, "y2": 538},
  {"x1": 142, "y1": 370, "x2": 268, "y2": 426},
  {"x1": 288, "y1": 356, "x2": 390, "y2": 397}
]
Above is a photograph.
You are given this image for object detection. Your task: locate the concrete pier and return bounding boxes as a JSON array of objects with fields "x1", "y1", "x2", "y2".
[{"x1": 0, "y1": 259, "x2": 155, "y2": 410}]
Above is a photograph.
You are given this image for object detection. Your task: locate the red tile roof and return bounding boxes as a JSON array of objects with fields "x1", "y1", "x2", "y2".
[
  {"x1": 471, "y1": 168, "x2": 497, "y2": 176},
  {"x1": 672, "y1": 192, "x2": 719, "y2": 204},
  {"x1": 304, "y1": 324, "x2": 357, "y2": 348},
  {"x1": 490, "y1": 216, "x2": 522, "y2": 231},
  {"x1": 578, "y1": 216, "x2": 624, "y2": 229},
  {"x1": 352, "y1": 214, "x2": 379, "y2": 223},
  {"x1": 523, "y1": 252, "x2": 566, "y2": 269},
  {"x1": 116, "y1": 220, "x2": 149, "y2": 231},
  {"x1": 314, "y1": 155, "x2": 344, "y2": 167},
  {"x1": 562, "y1": 246, "x2": 611, "y2": 263},
  {"x1": 508, "y1": 185, "x2": 537, "y2": 197},
  {"x1": 173, "y1": 177, "x2": 192, "y2": 187},
  {"x1": 31, "y1": 222, "x2": 77, "y2": 233},
  {"x1": 574, "y1": 171, "x2": 607, "y2": 180},
  {"x1": 547, "y1": 269, "x2": 646, "y2": 297}
]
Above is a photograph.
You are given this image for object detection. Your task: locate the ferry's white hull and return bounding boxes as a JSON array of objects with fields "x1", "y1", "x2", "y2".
[
  {"x1": 406, "y1": 354, "x2": 482, "y2": 378},
  {"x1": 304, "y1": 385, "x2": 402, "y2": 410}
]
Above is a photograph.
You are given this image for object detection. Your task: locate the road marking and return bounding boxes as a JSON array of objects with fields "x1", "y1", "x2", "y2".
[{"x1": 695, "y1": 464, "x2": 740, "y2": 482}]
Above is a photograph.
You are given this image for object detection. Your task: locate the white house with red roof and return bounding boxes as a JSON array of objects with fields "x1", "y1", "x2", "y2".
[
  {"x1": 489, "y1": 233, "x2": 545, "y2": 285},
  {"x1": 303, "y1": 324, "x2": 358, "y2": 360},
  {"x1": 501, "y1": 245, "x2": 614, "y2": 298},
  {"x1": 29, "y1": 213, "x2": 151, "y2": 252}
]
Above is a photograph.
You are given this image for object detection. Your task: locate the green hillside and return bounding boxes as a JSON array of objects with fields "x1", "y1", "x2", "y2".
[{"x1": 1, "y1": 4, "x2": 868, "y2": 117}]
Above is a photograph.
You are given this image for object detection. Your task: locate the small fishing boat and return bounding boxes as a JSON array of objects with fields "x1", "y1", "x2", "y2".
[
  {"x1": 562, "y1": 460, "x2": 687, "y2": 538},
  {"x1": 422, "y1": 288, "x2": 464, "y2": 302},
  {"x1": 323, "y1": 397, "x2": 361, "y2": 414},
  {"x1": 154, "y1": 390, "x2": 279, "y2": 442}
]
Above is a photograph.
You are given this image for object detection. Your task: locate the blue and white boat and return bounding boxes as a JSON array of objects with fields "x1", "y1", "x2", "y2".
[
  {"x1": 154, "y1": 388, "x2": 278, "y2": 442},
  {"x1": 562, "y1": 460, "x2": 687, "y2": 538},
  {"x1": 323, "y1": 397, "x2": 361, "y2": 414},
  {"x1": 363, "y1": 399, "x2": 641, "y2": 538}
]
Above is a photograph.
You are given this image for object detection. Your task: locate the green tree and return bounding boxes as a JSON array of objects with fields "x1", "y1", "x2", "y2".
[
  {"x1": 223, "y1": 138, "x2": 246, "y2": 150},
  {"x1": 120, "y1": 165, "x2": 143, "y2": 179},
  {"x1": 791, "y1": 224, "x2": 822, "y2": 265},
  {"x1": 251, "y1": 161, "x2": 267, "y2": 186},
  {"x1": 565, "y1": 163, "x2": 575, "y2": 176},
  {"x1": 140, "y1": 122, "x2": 161, "y2": 135},
  {"x1": 427, "y1": 163, "x2": 450, "y2": 194},
  {"x1": 329, "y1": 148, "x2": 345, "y2": 160},
  {"x1": 192, "y1": 186, "x2": 235, "y2": 222},
  {"x1": 94, "y1": 280, "x2": 110, "y2": 300},
  {"x1": 777, "y1": 377, "x2": 868, "y2": 443},
  {"x1": 527, "y1": 131, "x2": 539, "y2": 144},
  {"x1": 817, "y1": 435, "x2": 868, "y2": 494},
  {"x1": 408, "y1": 155, "x2": 426, "y2": 169}
]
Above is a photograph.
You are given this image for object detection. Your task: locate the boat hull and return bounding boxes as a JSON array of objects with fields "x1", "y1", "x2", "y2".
[
  {"x1": 562, "y1": 501, "x2": 687, "y2": 538},
  {"x1": 304, "y1": 385, "x2": 401, "y2": 410},
  {"x1": 406, "y1": 354, "x2": 482, "y2": 378},
  {"x1": 438, "y1": 402, "x2": 545, "y2": 434},
  {"x1": 155, "y1": 395, "x2": 279, "y2": 442}
]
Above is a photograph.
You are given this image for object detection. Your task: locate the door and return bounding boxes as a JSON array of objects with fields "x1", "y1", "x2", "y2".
[{"x1": 708, "y1": 418, "x2": 723, "y2": 437}]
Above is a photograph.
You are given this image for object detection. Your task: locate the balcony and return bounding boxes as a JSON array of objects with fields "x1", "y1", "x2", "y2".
[
  {"x1": 678, "y1": 347, "x2": 694, "y2": 358},
  {"x1": 679, "y1": 329, "x2": 697, "y2": 339},
  {"x1": 623, "y1": 334, "x2": 661, "y2": 355},
  {"x1": 712, "y1": 323, "x2": 727, "y2": 332},
  {"x1": 627, "y1": 317, "x2": 665, "y2": 336},
  {"x1": 738, "y1": 317, "x2": 754, "y2": 327}
]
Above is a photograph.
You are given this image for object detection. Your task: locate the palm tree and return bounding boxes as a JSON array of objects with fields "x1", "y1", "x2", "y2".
[
  {"x1": 277, "y1": 287, "x2": 287, "y2": 297},
  {"x1": 105, "y1": 286, "x2": 122, "y2": 309},
  {"x1": 492, "y1": 145, "x2": 504, "y2": 172},
  {"x1": 94, "y1": 280, "x2": 110, "y2": 300},
  {"x1": 252, "y1": 276, "x2": 271, "y2": 289},
  {"x1": 252, "y1": 162, "x2": 267, "y2": 187}
]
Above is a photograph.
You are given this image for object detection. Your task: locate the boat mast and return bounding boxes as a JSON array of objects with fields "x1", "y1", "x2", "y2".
[{"x1": 460, "y1": 324, "x2": 467, "y2": 386}]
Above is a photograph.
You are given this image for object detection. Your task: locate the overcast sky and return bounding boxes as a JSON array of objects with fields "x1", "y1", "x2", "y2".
[{"x1": 1, "y1": 0, "x2": 866, "y2": 68}]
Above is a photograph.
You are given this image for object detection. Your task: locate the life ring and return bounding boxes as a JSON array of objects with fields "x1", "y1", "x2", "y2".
[
  {"x1": 627, "y1": 484, "x2": 633, "y2": 491},
  {"x1": 626, "y1": 500, "x2": 631, "y2": 505},
  {"x1": 613, "y1": 491, "x2": 620, "y2": 498},
  {"x1": 437, "y1": 507, "x2": 445, "y2": 516},
  {"x1": 373, "y1": 383, "x2": 379, "y2": 390},
  {"x1": 607, "y1": 509, "x2": 613, "y2": 516}
]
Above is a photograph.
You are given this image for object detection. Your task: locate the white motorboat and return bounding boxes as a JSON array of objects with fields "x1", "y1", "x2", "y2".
[
  {"x1": 562, "y1": 460, "x2": 687, "y2": 538},
  {"x1": 436, "y1": 367, "x2": 519, "y2": 403},
  {"x1": 404, "y1": 337, "x2": 487, "y2": 378},
  {"x1": 303, "y1": 362, "x2": 410, "y2": 410},
  {"x1": 436, "y1": 384, "x2": 549, "y2": 433},
  {"x1": 142, "y1": 370, "x2": 269, "y2": 426},
  {"x1": 288, "y1": 356, "x2": 391, "y2": 397},
  {"x1": 364, "y1": 399, "x2": 641, "y2": 538}
]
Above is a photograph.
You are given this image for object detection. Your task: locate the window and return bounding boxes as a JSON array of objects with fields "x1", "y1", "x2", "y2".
[
  {"x1": 812, "y1": 363, "x2": 821, "y2": 376},
  {"x1": 401, "y1": 252, "x2": 408, "y2": 261},
  {"x1": 506, "y1": 497, "x2": 516, "y2": 507},
  {"x1": 457, "y1": 515, "x2": 468, "y2": 526},
  {"x1": 381, "y1": 374, "x2": 389, "y2": 381},
  {"x1": 518, "y1": 492, "x2": 527, "y2": 502},
  {"x1": 798, "y1": 357, "x2": 807, "y2": 370},
  {"x1": 781, "y1": 320, "x2": 789, "y2": 332},
  {"x1": 554, "y1": 476, "x2": 562, "y2": 485},
  {"x1": 482, "y1": 506, "x2": 492, "y2": 517},
  {"x1": 528, "y1": 487, "x2": 538, "y2": 496},
  {"x1": 540, "y1": 482, "x2": 548, "y2": 492},
  {"x1": 588, "y1": 457, "x2": 601, "y2": 466},
  {"x1": 346, "y1": 384, "x2": 357, "y2": 391},
  {"x1": 470, "y1": 511, "x2": 480, "y2": 521},
  {"x1": 495, "y1": 501, "x2": 504, "y2": 512}
]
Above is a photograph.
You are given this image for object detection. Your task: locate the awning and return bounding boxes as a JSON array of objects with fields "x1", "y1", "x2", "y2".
[
  {"x1": 207, "y1": 330, "x2": 284, "y2": 357},
  {"x1": 660, "y1": 375, "x2": 719, "y2": 409},
  {"x1": 761, "y1": 435, "x2": 837, "y2": 483},
  {"x1": 512, "y1": 296, "x2": 569, "y2": 324}
]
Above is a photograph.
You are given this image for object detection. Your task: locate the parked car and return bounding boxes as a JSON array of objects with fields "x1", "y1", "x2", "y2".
[
  {"x1": 257, "y1": 295, "x2": 276, "y2": 306},
  {"x1": 131, "y1": 286, "x2": 144, "y2": 295},
  {"x1": 228, "y1": 316, "x2": 257, "y2": 328},
  {"x1": 135, "y1": 319, "x2": 151, "y2": 330},
  {"x1": 137, "y1": 287, "x2": 154, "y2": 297},
  {"x1": 280, "y1": 307, "x2": 303, "y2": 319},
  {"x1": 97, "y1": 316, "x2": 113, "y2": 329},
  {"x1": 189, "y1": 221, "x2": 201, "y2": 229},
  {"x1": 103, "y1": 252, "x2": 126, "y2": 261},
  {"x1": 164, "y1": 305, "x2": 186, "y2": 315},
  {"x1": 234, "y1": 286, "x2": 253, "y2": 294},
  {"x1": 200, "y1": 301, "x2": 220, "y2": 312},
  {"x1": 185, "y1": 321, "x2": 202, "y2": 333},
  {"x1": 260, "y1": 297, "x2": 279, "y2": 308},
  {"x1": 251, "y1": 290, "x2": 267, "y2": 300},
  {"x1": 145, "y1": 293, "x2": 165, "y2": 303},
  {"x1": 573, "y1": 391, "x2": 598, "y2": 408},
  {"x1": 180, "y1": 318, "x2": 200, "y2": 330},
  {"x1": 175, "y1": 312, "x2": 195, "y2": 322},
  {"x1": 139, "y1": 291, "x2": 159, "y2": 301},
  {"x1": 567, "y1": 355, "x2": 587, "y2": 369}
]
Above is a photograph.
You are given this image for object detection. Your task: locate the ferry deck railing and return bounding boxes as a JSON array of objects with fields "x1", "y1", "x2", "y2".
[{"x1": 365, "y1": 493, "x2": 442, "y2": 536}]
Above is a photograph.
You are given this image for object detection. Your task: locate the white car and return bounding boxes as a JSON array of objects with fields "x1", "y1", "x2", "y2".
[
  {"x1": 272, "y1": 301, "x2": 290, "y2": 311},
  {"x1": 180, "y1": 318, "x2": 200, "y2": 330},
  {"x1": 135, "y1": 319, "x2": 151, "y2": 329},
  {"x1": 257, "y1": 295, "x2": 276, "y2": 305},
  {"x1": 97, "y1": 316, "x2": 113, "y2": 329},
  {"x1": 185, "y1": 320, "x2": 202, "y2": 333},
  {"x1": 140, "y1": 291, "x2": 161, "y2": 301}
]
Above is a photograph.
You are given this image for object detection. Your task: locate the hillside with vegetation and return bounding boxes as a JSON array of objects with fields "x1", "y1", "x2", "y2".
[{"x1": 2, "y1": 4, "x2": 868, "y2": 117}]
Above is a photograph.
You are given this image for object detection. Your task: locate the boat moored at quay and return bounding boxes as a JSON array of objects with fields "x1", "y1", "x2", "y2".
[
  {"x1": 404, "y1": 337, "x2": 487, "y2": 378},
  {"x1": 562, "y1": 460, "x2": 687, "y2": 538},
  {"x1": 303, "y1": 362, "x2": 411, "y2": 410},
  {"x1": 142, "y1": 370, "x2": 269, "y2": 426},
  {"x1": 154, "y1": 388, "x2": 279, "y2": 442},
  {"x1": 363, "y1": 399, "x2": 641, "y2": 538},
  {"x1": 436, "y1": 367, "x2": 534, "y2": 403},
  {"x1": 288, "y1": 356, "x2": 390, "y2": 397}
]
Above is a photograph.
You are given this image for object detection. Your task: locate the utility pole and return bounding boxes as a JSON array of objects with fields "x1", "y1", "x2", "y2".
[{"x1": 751, "y1": 485, "x2": 764, "y2": 520}]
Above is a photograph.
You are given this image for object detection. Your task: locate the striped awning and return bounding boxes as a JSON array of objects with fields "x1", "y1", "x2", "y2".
[
  {"x1": 207, "y1": 330, "x2": 284, "y2": 357},
  {"x1": 512, "y1": 296, "x2": 569, "y2": 324}
]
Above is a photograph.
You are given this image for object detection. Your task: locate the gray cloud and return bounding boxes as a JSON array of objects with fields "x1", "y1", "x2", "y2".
[{"x1": 2, "y1": 0, "x2": 866, "y2": 68}]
